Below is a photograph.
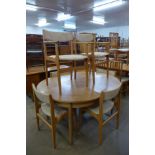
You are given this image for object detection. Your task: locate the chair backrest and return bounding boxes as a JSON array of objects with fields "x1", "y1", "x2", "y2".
[
  {"x1": 43, "y1": 30, "x2": 74, "y2": 56},
  {"x1": 75, "y1": 33, "x2": 96, "y2": 54},
  {"x1": 109, "y1": 60, "x2": 123, "y2": 81},
  {"x1": 76, "y1": 33, "x2": 95, "y2": 42},
  {"x1": 32, "y1": 83, "x2": 50, "y2": 104},
  {"x1": 43, "y1": 30, "x2": 74, "y2": 42},
  {"x1": 99, "y1": 85, "x2": 121, "y2": 116},
  {"x1": 32, "y1": 83, "x2": 55, "y2": 120}
]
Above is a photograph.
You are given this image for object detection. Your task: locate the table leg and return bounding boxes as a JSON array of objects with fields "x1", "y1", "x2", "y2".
[
  {"x1": 68, "y1": 104, "x2": 73, "y2": 144},
  {"x1": 91, "y1": 57, "x2": 95, "y2": 85}
]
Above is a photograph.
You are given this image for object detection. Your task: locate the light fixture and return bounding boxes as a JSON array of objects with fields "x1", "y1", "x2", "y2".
[
  {"x1": 26, "y1": 4, "x2": 37, "y2": 11},
  {"x1": 90, "y1": 16, "x2": 107, "y2": 25},
  {"x1": 93, "y1": 0, "x2": 125, "y2": 12},
  {"x1": 35, "y1": 18, "x2": 50, "y2": 27},
  {"x1": 56, "y1": 13, "x2": 73, "y2": 21},
  {"x1": 64, "y1": 22, "x2": 76, "y2": 29}
]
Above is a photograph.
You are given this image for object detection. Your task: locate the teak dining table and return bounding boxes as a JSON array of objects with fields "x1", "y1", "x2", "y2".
[{"x1": 37, "y1": 71, "x2": 121, "y2": 144}]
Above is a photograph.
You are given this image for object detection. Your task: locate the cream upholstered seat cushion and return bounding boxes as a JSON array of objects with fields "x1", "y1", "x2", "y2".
[
  {"x1": 89, "y1": 100, "x2": 114, "y2": 114},
  {"x1": 49, "y1": 54, "x2": 87, "y2": 61},
  {"x1": 48, "y1": 65, "x2": 70, "y2": 72},
  {"x1": 76, "y1": 33, "x2": 94, "y2": 42},
  {"x1": 41, "y1": 103, "x2": 66, "y2": 117},
  {"x1": 118, "y1": 48, "x2": 129, "y2": 52},
  {"x1": 82, "y1": 52, "x2": 109, "y2": 57}
]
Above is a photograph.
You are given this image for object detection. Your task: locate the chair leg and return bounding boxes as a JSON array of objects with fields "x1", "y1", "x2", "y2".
[
  {"x1": 78, "y1": 109, "x2": 84, "y2": 130},
  {"x1": 51, "y1": 126, "x2": 56, "y2": 149},
  {"x1": 36, "y1": 115, "x2": 40, "y2": 130},
  {"x1": 85, "y1": 59, "x2": 89, "y2": 87},
  {"x1": 57, "y1": 68, "x2": 62, "y2": 95},
  {"x1": 73, "y1": 109, "x2": 77, "y2": 130},
  {"x1": 98, "y1": 123, "x2": 103, "y2": 145},
  {"x1": 116, "y1": 94, "x2": 121, "y2": 129},
  {"x1": 116, "y1": 112, "x2": 120, "y2": 129},
  {"x1": 68, "y1": 105, "x2": 73, "y2": 144},
  {"x1": 45, "y1": 65, "x2": 48, "y2": 85}
]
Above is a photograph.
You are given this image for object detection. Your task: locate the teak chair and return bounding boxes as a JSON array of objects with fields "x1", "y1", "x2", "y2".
[
  {"x1": 74, "y1": 33, "x2": 96, "y2": 83},
  {"x1": 95, "y1": 60, "x2": 110, "y2": 78},
  {"x1": 43, "y1": 30, "x2": 89, "y2": 95},
  {"x1": 32, "y1": 83, "x2": 67, "y2": 149},
  {"x1": 109, "y1": 60, "x2": 129, "y2": 94},
  {"x1": 80, "y1": 86, "x2": 121, "y2": 144}
]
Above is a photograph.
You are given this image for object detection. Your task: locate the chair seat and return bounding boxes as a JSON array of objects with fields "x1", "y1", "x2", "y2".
[
  {"x1": 82, "y1": 52, "x2": 109, "y2": 57},
  {"x1": 118, "y1": 48, "x2": 129, "y2": 52},
  {"x1": 117, "y1": 54, "x2": 127, "y2": 58},
  {"x1": 49, "y1": 54, "x2": 87, "y2": 61},
  {"x1": 89, "y1": 100, "x2": 114, "y2": 114},
  {"x1": 48, "y1": 65, "x2": 70, "y2": 72},
  {"x1": 41, "y1": 103, "x2": 66, "y2": 117}
]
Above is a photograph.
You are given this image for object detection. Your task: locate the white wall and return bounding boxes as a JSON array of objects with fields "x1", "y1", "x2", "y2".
[
  {"x1": 27, "y1": 25, "x2": 129, "y2": 39},
  {"x1": 26, "y1": 26, "x2": 64, "y2": 34},
  {"x1": 80, "y1": 25, "x2": 129, "y2": 39}
]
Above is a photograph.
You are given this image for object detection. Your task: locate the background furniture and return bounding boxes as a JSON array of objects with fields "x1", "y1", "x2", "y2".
[
  {"x1": 109, "y1": 32, "x2": 120, "y2": 49},
  {"x1": 26, "y1": 34, "x2": 44, "y2": 68}
]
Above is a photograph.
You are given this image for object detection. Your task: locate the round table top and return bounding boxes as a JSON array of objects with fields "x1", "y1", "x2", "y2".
[
  {"x1": 37, "y1": 71, "x2": 121, "y2": 104},
  {"x1": 49, "y1": 54, "x2": 88, "y2": 61}
]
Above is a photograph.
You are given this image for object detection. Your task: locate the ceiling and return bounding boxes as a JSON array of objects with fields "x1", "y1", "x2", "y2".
[{"x1": 26, "y1": 0, "x2": 129, "y2": 31}]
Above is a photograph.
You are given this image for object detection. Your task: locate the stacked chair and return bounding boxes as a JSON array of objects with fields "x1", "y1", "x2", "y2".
[
  {"x1": 43, "y1": 30, "x2": 89, "y2": 95},
  {"x1": 74, "y1": 33, "x2": 96, "y2": 83}
]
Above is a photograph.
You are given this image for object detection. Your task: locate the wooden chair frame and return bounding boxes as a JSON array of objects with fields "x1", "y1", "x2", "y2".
[
  {"x1": 80, "y1": 89, "x2": 121, "y2": 144},
  {"x1": 43, "y1": 30, "x2": 75, "y2": 95},
  {"x1": 74, "y1": 33, "x2": 96, "y2": 84},
  {"x1": 32, "y1": 83, "x2": 67, "y2": 149}
]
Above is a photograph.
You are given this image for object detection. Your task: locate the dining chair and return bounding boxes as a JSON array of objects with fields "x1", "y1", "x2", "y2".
[
  {"x1": 32, "y1": 83, "x2": 68, "y2": 149},
  {"x1": 95, "y1": 60, "x2": 110, "y2": 78},
  {"x1": 43, "y1": 30, "x2": 88, "y2": 95},
  {"x1": 74, "y1": 33, "x2": 96, "y2": 83},
  {"x1": 95, "y1": 60, "x2": 129, "y2": 95},
  {"x1": 80, "y1": 85, "x2": 121, "y2": 144},
  {"x1": 109, "y1": 60, "x2": 129, "y2": 95}
]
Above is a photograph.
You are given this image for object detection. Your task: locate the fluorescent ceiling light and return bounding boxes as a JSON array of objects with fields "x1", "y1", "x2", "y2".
[
  {"x1": 93, "y1": 0, "x2": 125, "y2": 12},
  {"x1": 26, "y1": 4, "x2": 37, "y2": 11},
  {"x1": 56, "y1": 13, "x2": 73, "y2": 21},
  {"x1": 64, "y1": 23, "x2": 76, "y2": 29},
  {"x1": 35, "y1": 18, "x2": 50, "y2": 27},
  {"x1": 90, "y1": 16, "x2": 107, "y2": 25}
]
